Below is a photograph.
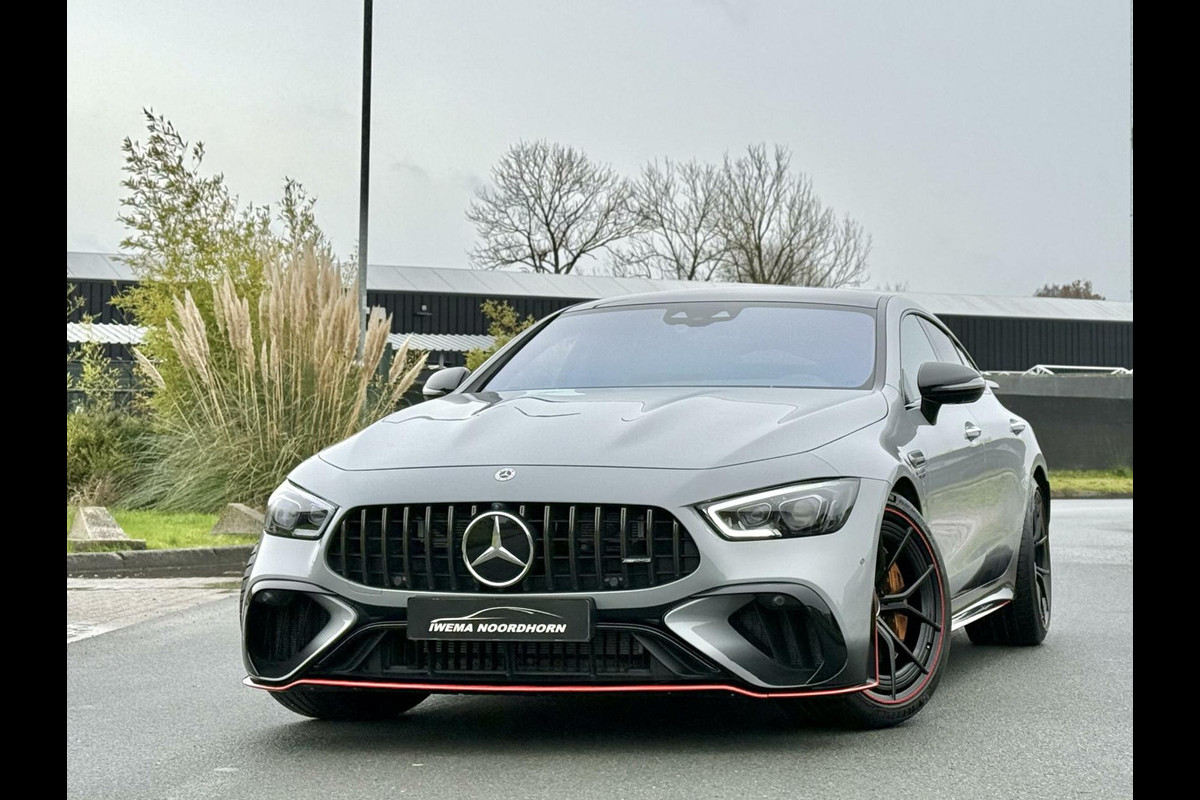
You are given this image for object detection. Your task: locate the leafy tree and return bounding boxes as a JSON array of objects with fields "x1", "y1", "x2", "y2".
[
  {"x1": 115, "y1": 110, "x2": 332, "y2": 370},
  {"x1": 66, "y1": 283, "x2": 85, "y2": 320},
  {"x1": 465, "y1": 300, "x2": 537, "y2": 371},
  {"x1": 1035, "y1": 279, "x2": 1105, "y2": 300},
  {"x1": 467, "y1": 141, "x2": 638, "y2": 274},
  {"x1": 106, "y1": 110, "x2": 427, "y2": 510}
]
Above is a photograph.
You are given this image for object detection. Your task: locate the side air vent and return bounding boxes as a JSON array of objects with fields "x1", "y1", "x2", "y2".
[
  {"x1": 729, "y1": 596, "x2": 833, "y2": 672},
  {"x1": 244, "y1": 590, "x2": 331, "y2": 679}
]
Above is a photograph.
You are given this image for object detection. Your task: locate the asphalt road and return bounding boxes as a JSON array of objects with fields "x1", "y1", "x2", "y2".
[{"x1": 67, "y1": 499, "x2": 1132, "y2": 800}]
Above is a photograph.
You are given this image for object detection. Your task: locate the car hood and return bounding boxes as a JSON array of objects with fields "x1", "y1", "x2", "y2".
[{"x1": 318, "y1": 387, "x2": 887, "y2": 472}]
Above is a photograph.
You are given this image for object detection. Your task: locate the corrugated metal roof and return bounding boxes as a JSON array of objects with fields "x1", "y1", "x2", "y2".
[
  {"x1": 66, "y1": 252, "x2": 1132, "y2": 323},
  {"x1": 66, "y1": 323, "x2": 491, "y2": 353},
  {"x1": 901, "y1": 292, "x2": 1133, "y2": 322},
  {"x1": 366, "y1": 262, "x2": 701, "y2": 297},
  {"x1": 67, "y1": 252, "x2": 138, "y2": 282},
  {"x1": 387, "y1": 332, "x2": 494, "y2": 353},
  {"x1": 67, "y1": 322, "x2": 146, "y2": 344}
]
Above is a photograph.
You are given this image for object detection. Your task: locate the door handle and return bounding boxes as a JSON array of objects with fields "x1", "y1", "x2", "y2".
[
  {"x1": 1009, "y1": 418, "x2": 1027, "y2": 434},
  {"x1": 964, "y1": 422, "x2": 983, "y2": 442}
]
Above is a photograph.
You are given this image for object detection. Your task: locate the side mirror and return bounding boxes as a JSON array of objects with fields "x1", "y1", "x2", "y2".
[
  {"x1": 422, "y1": 366, "x2": 472, "y2": 398},
  {"x1": 917, "y1": 362, "x2": 986, "y2": 410}
]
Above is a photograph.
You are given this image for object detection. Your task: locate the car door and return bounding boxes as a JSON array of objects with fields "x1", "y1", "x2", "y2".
[
  {"x1": 898, "y1": 313, "x2": 988, "y2": 596},
  {"x1": 918, "y1": 318, "x2": 1026, "y2": 593}
]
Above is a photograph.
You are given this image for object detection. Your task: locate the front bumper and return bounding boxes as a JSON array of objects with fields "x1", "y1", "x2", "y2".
[{"x1": 242, "y1": 461, "x2": 889, "y2": 696}]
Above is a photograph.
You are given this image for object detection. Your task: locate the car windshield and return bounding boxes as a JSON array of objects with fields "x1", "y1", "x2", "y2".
[{"x1": 483, "y1": 302, "x2": 877, "y2": 390}]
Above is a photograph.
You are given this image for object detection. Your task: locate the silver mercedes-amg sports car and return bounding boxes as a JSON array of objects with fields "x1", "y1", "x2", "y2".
[{"x1": 241, "y1": 286, "x2": 1052, "y2": 728}]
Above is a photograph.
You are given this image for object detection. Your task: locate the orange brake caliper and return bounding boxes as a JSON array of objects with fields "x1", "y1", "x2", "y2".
[{"x1": 886, "y1": 564, "x2": 908, "y2": 640}]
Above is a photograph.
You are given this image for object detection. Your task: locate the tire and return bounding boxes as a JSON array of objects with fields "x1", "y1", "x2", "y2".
[
  {"x1": 966, "y1": 485, "x2": 1051, "y2": 646},
  {"x1": 271, "y1": 688, "x2": 429, "y2": 720},
  {"x1": 778, "y1": 494, "x2": 951, "y2": 729}
]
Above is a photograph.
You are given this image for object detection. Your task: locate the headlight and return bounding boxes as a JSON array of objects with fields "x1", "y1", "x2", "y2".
[
  {"x1": 264, "y1": 483, "x2": 337, "y2": 539},
  {"x1": 700, "y1": 479, "x2": 860, "y2": 540}
]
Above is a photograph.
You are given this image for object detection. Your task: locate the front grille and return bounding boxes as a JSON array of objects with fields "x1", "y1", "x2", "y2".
[
  {"x1": 316, "y1": 626, "x2": 716, "y2": 682},
  {"x1": 403, "y1": 630, "x2": 653, "y2": 678},
  {"x1": 326, "y1": 503, "x2": 701, "y2": 592}
]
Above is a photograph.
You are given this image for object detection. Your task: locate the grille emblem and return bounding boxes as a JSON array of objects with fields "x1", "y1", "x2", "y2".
[
  {"x1": 494, "y1": 467, "x2": 516, "y2": 481},
  {"x1": 461, "y1": 511, "x2": 535, "y2": 587}
]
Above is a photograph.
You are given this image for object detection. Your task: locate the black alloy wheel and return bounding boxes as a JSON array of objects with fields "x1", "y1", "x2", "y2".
[
  {"x1": 777, "y1": 494, "x2": 950, "y2": 728},
  {"x1": 865, "y1": 503, "x2": 948, "y2": 705},
  {"x1": 1031, "y1": 497, "x2": 1052, "y2": 629}
]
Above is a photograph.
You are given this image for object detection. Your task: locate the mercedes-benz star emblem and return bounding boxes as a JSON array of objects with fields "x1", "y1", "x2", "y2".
[
  {"x1": 494, "y1": 467, "x2": 516, "y2": 482},
  {"x1": 461, "y1": 511, "x2": 535, "y2": 587}
]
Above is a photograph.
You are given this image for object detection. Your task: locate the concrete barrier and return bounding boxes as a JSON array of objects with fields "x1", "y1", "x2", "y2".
[
  {"x1": 991, "y1": 374, "x2": 1132, "y2": 470},
  {"x1": 210, "y1": 503, "x2": 265, "y2": 536},
  {"x1": 68, "y1": 506, "x2": 146, "y2": 551}
]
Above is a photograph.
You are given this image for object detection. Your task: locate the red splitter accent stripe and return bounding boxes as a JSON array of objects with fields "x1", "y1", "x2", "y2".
[{"x1": 243, "y1": 676, "x2": 877, "y2": 699}]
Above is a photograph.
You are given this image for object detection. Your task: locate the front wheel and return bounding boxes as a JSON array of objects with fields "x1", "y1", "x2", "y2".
[
  {"x1": 271, "y1": 689, "x2": 429, "y2": 720},
  {"x1": 778, "y1": 494, "x2": 951, "y2": 729}
]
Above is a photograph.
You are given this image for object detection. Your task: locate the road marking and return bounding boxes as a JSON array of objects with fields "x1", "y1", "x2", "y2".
[{"x1": 67, "y1": 577, "x2": 238, "y2": 643}]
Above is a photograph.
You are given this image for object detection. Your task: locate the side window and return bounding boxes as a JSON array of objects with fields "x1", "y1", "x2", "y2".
[
  {"x1": 900, "y1": 315, "x2": 939, "y2": 403},
  {"x1": 951, "y1": 339, "x2": 978, "y2": 371},
  {"x1": 919, "y1": 318, "x2": 979, "y2": 370},
  {"x1": 918, "y1": 318, "x2": 964, "y2": 365}
]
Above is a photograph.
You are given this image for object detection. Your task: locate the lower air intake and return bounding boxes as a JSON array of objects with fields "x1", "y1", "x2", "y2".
[
  {"x1": 729, "y1": 597, "x2": 829, "y2": 672},
  {"x1": 245, "y1": 591, "x2": 330, "y2": 679},
  {"x1": 315, "y1": 626, "x2": 719, "y2": 683}
]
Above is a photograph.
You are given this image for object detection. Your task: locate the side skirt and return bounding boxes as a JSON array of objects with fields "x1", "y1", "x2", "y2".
[{"x1": 949, "y1": 587, "x2": 1014, "y2": 631}]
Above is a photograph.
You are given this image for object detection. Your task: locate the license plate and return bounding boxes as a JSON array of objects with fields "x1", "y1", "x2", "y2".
[{"x1": 407, "y1": 597, "x2": 594, "y2": 642}]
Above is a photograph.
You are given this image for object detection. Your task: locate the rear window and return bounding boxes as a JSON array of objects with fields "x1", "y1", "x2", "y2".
[{"x1": 484, "y1": 302, "x2": 877, "y2": 391}]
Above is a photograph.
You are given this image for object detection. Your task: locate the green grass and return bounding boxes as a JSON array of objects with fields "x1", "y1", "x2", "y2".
[
  {"x1": 1049, "y1": 468, "x2": 1132, "y2": 498},
  {"x1": 67, "y1": 507, "x2": 259, "y2": 551},
  {"x1": 65, "y1": 468, "x2": 1129, "y2": 553}
]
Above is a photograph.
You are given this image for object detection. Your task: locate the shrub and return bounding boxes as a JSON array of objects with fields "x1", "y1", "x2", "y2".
[
  {"x1": 130, "y1": 247, "x2": 427, "y2": 511},
  {"x1": 67, "y1": 328, "x2": 148, "y2": 503},
  {"x1": 114, "y1": 110, "x2": 337, "y2": 403},
  {"x1": 66, "y1": 410, "x2": 146, "y2": 504},
  {"x1": 465, "y1": 299, "x2": 537, "y2": 371}
]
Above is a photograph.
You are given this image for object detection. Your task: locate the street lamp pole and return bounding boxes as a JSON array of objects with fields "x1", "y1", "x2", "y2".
[{"x1": 356, "y1": 0, "x2": 374, "y2": 360}]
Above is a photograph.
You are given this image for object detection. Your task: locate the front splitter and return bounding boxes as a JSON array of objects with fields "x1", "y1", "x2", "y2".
[{"x1": 243, "y1": 675, "x2": 877, "y2": 699}]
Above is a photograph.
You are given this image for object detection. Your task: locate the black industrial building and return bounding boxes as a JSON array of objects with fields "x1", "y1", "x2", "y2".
[
  {"x1": 68, "y1": 252, "x2": 1133, "y2": 373},
  {"x1": 67, "y1": 252, "x2": 1134, "y2": 469}
]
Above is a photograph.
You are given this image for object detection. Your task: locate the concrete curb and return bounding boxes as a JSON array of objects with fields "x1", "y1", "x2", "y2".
[
  {"x1": 1050, "y1": 492, "x2": 1134, "y2": 500},
  {"x1": 67, "y1": 493, "x2": 1130, "y2": 577},
  {"x1": 67, "y1": 545, "x2": 253, "y2": 579}
]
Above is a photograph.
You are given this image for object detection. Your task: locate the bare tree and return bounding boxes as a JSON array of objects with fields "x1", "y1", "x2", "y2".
[
  {"x1": 715, "y1": 144, "x2": 870, "y2": 287},
  {"x1": 467, "y1": 141, "x2": 637, "y2": 274},
  {"x1": 611, "y1": 159, "x2": 727, "y2": 281},
  {"x1": 1035, "y1": 279, "x2": 1105, "y2": 300}
]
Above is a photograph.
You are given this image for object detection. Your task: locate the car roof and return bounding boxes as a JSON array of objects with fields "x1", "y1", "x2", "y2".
[{"x1": 579, "y1": 284, "x2": 888, "y2": 310}]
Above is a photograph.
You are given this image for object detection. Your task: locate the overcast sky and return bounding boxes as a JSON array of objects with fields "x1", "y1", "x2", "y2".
[{"x1": 67, "y1": 1, "x2": 1132, "y2": 299}]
